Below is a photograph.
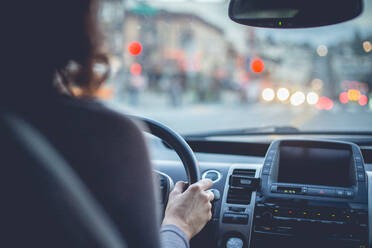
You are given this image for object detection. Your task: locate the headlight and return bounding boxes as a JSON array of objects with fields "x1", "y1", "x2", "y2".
[
  {"x1": 306, "y1": 92, "x2": 319, "y2": 105},
  {"x1": 290, "y1": 91, "x2": 305, "y2": 106},
  {"x1": 277, "y1": 88, "x2": 290, "y2": 101},
  {"x1": 262, "y1": 88, "x2": 275, "y2": 102}
]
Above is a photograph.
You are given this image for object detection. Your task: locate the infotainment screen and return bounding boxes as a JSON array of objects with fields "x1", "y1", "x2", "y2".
[{"x1": 278, "y1": 145, "x2": 353, "y2": 187}]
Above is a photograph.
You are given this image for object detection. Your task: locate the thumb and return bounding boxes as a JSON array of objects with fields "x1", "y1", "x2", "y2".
[{"x1": 171, "y1": 181, "x2": 187, "y2": 195}]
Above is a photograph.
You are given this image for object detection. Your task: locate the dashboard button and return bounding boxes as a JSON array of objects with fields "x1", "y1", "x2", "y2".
[
  {"x1": 300, "y1": 209, "x2": 310, "y2": 218},
  {"x1": 262, "y1": 168, "x2": 270, "y2": 175},
  {"x1": 308, "y1": 188, "x2": 334, "y2": 196},
  {"x1": 312, "y1": 210, "x2": 322, "y2": 219},
  {"x1": 271, "y1": 185, "x2": 277, "y2": 193},
  {"x1": 324, "y1": 189, "x2": 336, "y2": 197},
  {"x1": 308, "y1": 188, "x2": 319, "y2": 196},
  {"x1": 340, "y1": 210, "x2": 354, "y2": 222},
  {"x1": 335, "y1": 190, "x2": 344, "y2": 197},
  {"x1": 301, "y1": 187, "x2": 308, "y2": 194},
  {"x1": 328, "y1": 211, "x2": 338, "y2": 220},
  {"x1": 344, "y1": 190, "x2": 354, "y2": 198}
]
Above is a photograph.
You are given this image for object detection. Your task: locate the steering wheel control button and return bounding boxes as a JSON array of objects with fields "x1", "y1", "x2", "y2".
[{"x1": 202, "y1": 170, "x2": 222, "y2": 183}]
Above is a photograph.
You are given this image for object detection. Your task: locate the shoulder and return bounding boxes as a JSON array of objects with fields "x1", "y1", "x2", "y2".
[{"x1": 56, "y1": 96, "x2": 146, "y2": 139}]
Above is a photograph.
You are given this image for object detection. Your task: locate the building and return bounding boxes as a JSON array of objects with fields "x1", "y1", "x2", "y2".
[{"x1": 122, "y1": 5, "x2": 229, "y2": 76}]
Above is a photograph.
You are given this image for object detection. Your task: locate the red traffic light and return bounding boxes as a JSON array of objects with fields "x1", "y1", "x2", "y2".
[
  {"x1": 130, "y1": 63, "x2": 142, "y2": 75},
  {"x1": 128, "y1": 42, "x2": 142, "y2": 56},
  {"x1": 251, "y1": 59, "x2": 264, "y2": 73}
]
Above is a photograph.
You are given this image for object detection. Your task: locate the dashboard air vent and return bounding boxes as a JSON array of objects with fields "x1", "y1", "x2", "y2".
[
  {"x1": 232, "y1": 169, "x2": 256, "y2": 177},
  {"x1": 226, "y1": 169, "x2": 256, "y2": 205}
]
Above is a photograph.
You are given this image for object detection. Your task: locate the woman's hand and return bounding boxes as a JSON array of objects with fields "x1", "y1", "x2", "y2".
[{"x1": 162, "y1": 179, "x2": 214, "y2": 240}]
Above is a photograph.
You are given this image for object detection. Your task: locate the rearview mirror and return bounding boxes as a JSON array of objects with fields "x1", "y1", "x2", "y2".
[{"x1": 228, "y1": 0, "x2": 363, "y2": 28}]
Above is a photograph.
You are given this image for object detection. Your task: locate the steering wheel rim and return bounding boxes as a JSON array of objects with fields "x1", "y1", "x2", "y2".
[{"x1": 132, "y1": 116, "x2": 201, "y2": 184}]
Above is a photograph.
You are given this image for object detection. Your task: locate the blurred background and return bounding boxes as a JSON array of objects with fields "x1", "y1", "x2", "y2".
[{"x1": 91, "y1": 0, "x2": 372, "y2": 134}]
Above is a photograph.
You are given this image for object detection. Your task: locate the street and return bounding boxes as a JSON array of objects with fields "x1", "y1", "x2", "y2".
[{"x1": 106, "y1": 93, "x2": 372, "y2": 134}]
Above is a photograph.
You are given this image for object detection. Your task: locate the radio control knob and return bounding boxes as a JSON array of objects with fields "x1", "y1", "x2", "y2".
[{"x1": 226, "y1": 237, "x2": 244, "y2": 248}]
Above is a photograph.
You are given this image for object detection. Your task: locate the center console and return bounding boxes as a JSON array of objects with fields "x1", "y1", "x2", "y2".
[{"x1": 252, "y1": 139, "x2": 369, "y2": 248}]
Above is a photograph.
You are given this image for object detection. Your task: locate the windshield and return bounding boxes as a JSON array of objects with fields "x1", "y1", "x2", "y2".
[{"x1": 97, "y1": 0, "x2": 372, "y2": 134}]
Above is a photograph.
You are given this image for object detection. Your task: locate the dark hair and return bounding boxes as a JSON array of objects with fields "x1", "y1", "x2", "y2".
[{"x1": 4, "y1": 0, "x2": 106, "y2": 100}]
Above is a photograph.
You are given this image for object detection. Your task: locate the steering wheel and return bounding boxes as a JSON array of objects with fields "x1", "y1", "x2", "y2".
[
  {"x1": 131, "y1": 116, "x2": 201, "y2": 206},
  {"x1": 136, "y1": 116, "x2": 201, "y2": 183}
]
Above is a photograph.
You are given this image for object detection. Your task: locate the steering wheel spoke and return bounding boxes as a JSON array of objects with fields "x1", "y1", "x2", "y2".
[{"x1": 154, "y1": 170, "x2": 174, "y2": 214}]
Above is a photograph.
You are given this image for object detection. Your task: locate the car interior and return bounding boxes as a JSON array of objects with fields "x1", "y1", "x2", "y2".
[{"x1": 4, "y1": 0, "x2": 371, "y2": 248}]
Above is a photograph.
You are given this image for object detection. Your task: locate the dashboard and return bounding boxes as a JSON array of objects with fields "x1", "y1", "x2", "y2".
[{"x1": 150, "y1": 137, "x2": 372, "y2": 248}]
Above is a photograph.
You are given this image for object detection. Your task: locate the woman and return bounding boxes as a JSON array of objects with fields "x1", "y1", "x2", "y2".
[{"x1": 4, "y1": 0, "x2": 214, "y2": 247}]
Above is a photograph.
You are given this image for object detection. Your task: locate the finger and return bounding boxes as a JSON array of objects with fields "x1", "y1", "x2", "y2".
[
  {"x1": 172, "y1": 181, "x2": 187, "y2": 194},
  {"x1": 206, "y1": 190, "x2": 215, "y2": 202},
  {"x1": 195, "y1": 178, "x2": 213, "y2": 191}
]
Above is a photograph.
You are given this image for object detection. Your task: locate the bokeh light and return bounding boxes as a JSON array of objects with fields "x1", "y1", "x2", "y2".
[
  {"x1": 363, "y1": 41, "x2": 372, "y2": 53},
  {"x1": 277, "y1": 88, "x2": 290, "y2": 101},
  {"x1": 128, "y1": 41, "x2": 142, "y2": 56},
  {"x1": 130, "y1": 63, "x2": 142, "y2": 75},
  {"x1": 359, "y1": 95, "x2": 368, "y2": 106},
  {"x1": 339, "y1": 92, "x2": 349, "y2": 104},
  {"x1": 251, "y1": 59, "x2": 264, "y2": 73},
  {"x1": 311, "y1": 78, "x2": 323, "y2": 90},
  {"x1": 306, "y1": 92, "x2": 319, "y2": 105},
  {"x1": 290, "y1": 91, "x2": 306, "y2": 106},
  {"x1": 316, "y1": 97, "x2": 334, "y2": 110},
  {"x1": 262, "y1": 88, "x2": 275, "y2": 101},
  {"x1": 317, "y1": 45, "x2": 328, "y2": 56},
  {"x1": 348, "y1": 89, "x2": 361, "y2": 101}
]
